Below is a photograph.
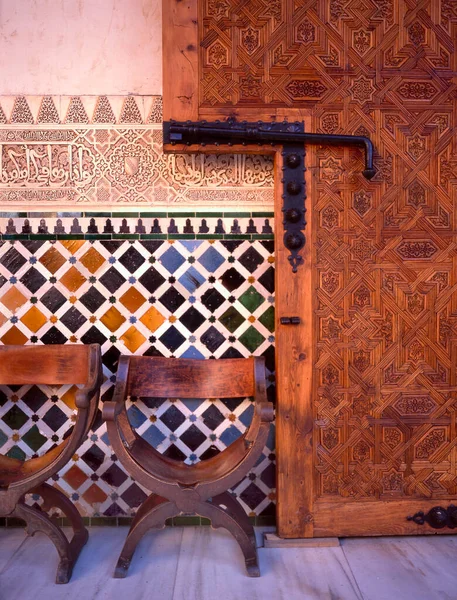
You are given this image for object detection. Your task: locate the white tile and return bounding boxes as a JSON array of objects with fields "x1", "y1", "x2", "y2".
[
  {"x1": 0, "y1": 528, "x2": 26, "y2": 574},
  {"x1": 172, "y1": 527, "x2": 362, "y2": 600},
  {"x1": 342, "y1": 535, "x2": 457, "y2": 600},
  {"x1": 0, "y1": 526, "x2": 181, "y2": 600}
]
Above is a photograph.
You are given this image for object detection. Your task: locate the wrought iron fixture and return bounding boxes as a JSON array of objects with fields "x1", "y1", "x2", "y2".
[
  {"x1": 407, "y1": 505, "x2": 457, "y2": 529},
  {"x1": 164, "y1": 119, "x2": 376, "y2": 272}
]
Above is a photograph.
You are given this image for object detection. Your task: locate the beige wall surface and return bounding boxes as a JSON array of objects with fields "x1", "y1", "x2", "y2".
[{"x1": 0, "y1": 0, "x2": 162, "y2": 95}]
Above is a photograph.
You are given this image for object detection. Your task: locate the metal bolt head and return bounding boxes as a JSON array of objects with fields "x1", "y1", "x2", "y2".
[
  {"x1": 286, "y1": 181, "x2": 302, "y2": 195},
  {"x1": 285, "y1": 231, "x2": 305, "y2": 250},
  {"x1": 285, "y1": 208, "x2": 302, "y2": 223},
  {"x1": 286, "y1": 154, "x2": 301, "y2": 168}
]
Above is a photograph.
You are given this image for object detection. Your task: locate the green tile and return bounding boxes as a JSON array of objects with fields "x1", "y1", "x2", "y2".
[
  {"x1": 29, "y1": 234, "x2": 57, "y2": 240},
  {"x1": 139, "y1": 212, "x2": 168, "y2": 218},
  {"x1": 21, "y1": 425, "x2": 47, "y2": 452},
  {"x1": 168, "y1": 212, "x2": 195, "y2": 218},
  {"x1": 173, "y1": 516, "x2": 201, "y2": 526},
  {"x1": 223, "y1": 212, "x2": 251, "y2": 218},
  {"x1": 169, "y1": 234, "x2": 196, "y2": 240},
  {"x1": 196, "y1": 234, "x2": 223, "y2": 239},
  {"x1": 219, "y1": 306, "x2": 246, "y2": 333},
  {"x1": 90, "y1": 517, "x2": 118, "y2": 526},
  {"x1": 113, "y1": 234, "x2": 140, "y2": 240},
  {"x1": 84, "y1": 212, "x2": 112, "y2": 217},
  {"x1": 201, "y1": 518, "x2": 211, "y2": 526},
  {"x1": 195, "y1": 212, "x2": 224, "y2": 218},
  {"x1": 238, "y1": 286, "x2": 265, "y2": 313},
  {"x1": 84, "y1": 234, "x2": 113, "y2": 240},
  {"x1": 251, "y1": 234, "x2": 275, "y2": 240},
  {"x1": 258, "y1": 306, "x2": 275, "y2": 332},
  {"x1": 251, "y1": 212, "x2": 275, "y2": 218},
  {"x1": 56, "y1": 234, "x2": 84, "y2": 240},
  {"x1": 56, "y1": 212, "x2": 83, "y2": 218},
  {"x1": 140, "y1": 234, "x2": 167, "y2": 240},
  {"x1": 117, "y1": 517, "x2": 134, "y2": 527},
  {"x1": 111, "y1": 212, "x2": 140, "y2": 218},
  {"x1": 2, "y1": 234, "x2": 30, "y2": 240},
  {"x1": 6, "y1": 445, "x2": 26, "y2": 461},
  {"x1": 224, "y1": 234, "x2": 251, "y2": 240},
  {"x1": 239, "y1": 326, "x2": 266, "y2": 352},
  {"x1": 0, "y1": 212, "x2": 26, "y2": 218}
]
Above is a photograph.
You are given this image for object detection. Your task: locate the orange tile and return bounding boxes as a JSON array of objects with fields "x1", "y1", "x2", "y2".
[
  {"x1": 61, "y1": 386, "x2": 78, "y2": 409},
  {"x1": 20, "y1": 306, "x2": 48, "y2": 332},
  {"x1": 82, "y1": 483, "x2": 108, "y2": 504},
  {"x1": 80, "y1": 247, "x2": 106, "y2": 274},
  {"x1": 100, "y1": 306, "x2": 126, "y2": 332},
  {"x1": 63, "y1": 465, "x2": 89, "y2": 489},
  {"x1": 39, "y1": 247, "x2": 66, "y2": 274},
  {"x1": 0, "y1": 287, "x2": 28, "y2": 313},
  {"x1": 119, "y1": 288, "x2": 146, "y2": 313},
  {"x1": 0, "y1": 312, "x2": 8, "y2": 327},
  {"x1": 120, "y1": 326, "x2": 146, "y2": 353},
  {"x1": 59, "y1": 240, "x2": 86, "y2": 254},
  {"x1": 60, "y1": 266, "x2": 86, "y2": 292},
  {"x1": 140, "y1": 307, "x2": 166, "y2": 332},
  {"x1": 1, "y1": 326, "x2": 28, "y2": 345}
]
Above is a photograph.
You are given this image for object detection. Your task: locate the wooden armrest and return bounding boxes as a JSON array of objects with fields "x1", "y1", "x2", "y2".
[
  {"x1": 257, "y1": 401, "x2": 275, "y2": 422},
  {"x1": 102, "y1": 400, "x2": 124, "y2": 422}
]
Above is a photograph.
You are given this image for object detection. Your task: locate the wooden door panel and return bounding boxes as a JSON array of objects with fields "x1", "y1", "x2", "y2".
[{"x1": 163, "y1": 0, "x2": 457, "y2": 538}]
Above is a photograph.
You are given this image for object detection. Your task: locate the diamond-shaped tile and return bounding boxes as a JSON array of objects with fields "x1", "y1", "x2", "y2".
[
  {"x1": 220, "y1": 267, "x2": 246, "y2": 291},
  {"x1": 258, "y1": 306, "x2": 275, "y2": 332},
  {"x1": 60, "y1": 266, "x2": 87, "y2": 292},
  {"x1": 80, "y1": 326, "x2": 107, "y2": 345},
  {"x1": 0, "y1": 247, "x2": 27, "y2": 274},
  {"x1": 180, "y1": 424, "x2": 207, "y2": 451},
  {"x1": 159, "y1": 246, "x2": 186, "y2": 273},
  {"x1": 39, "y1": 247, "x2": 66, "y2": 274},
  {"x1": 238, "y1": 246, "x2": 264, "y2": 273},
  {"x1": 119, "y1": 288, "x2": 146, "y2": 312},
  {"x1": 100, "y1": 306, "x2": 126, "y2": 332},
  {"x1": 178, "y1": 266, "x2": 206, "y2": 293},
  {"x1": 1, "y1": 287, "x2": 28, "y2": 312},
  {"x1": 159, "y1": 326, "x2": 186, "y2": 352},
  {"x1": 42, "y1": 405, "x2": 68, "y2": 431},
  {"x1": 200, "y1": 288, "x2": 225, "y2": 312},
  {"x1": 202, "y1": 404, "x2": 225, "y2": 430},
  {"x1": 238, "y1": 286, "x2": 265, "y2": 313},
  {"x1": 121, "y1": 483, "x2": 148, "y2": 508},
  {"x1": 20, "y1": 306, "x2": 48, "y2": 332},
  {"x1": 160, "y1": 405, "x2": 186, "y2": 431},
  {"x1": 3, "y1": 405, "x2": 29, "y2": 430},
  {"x1": 219, "y1": 306, "x2": 245, "y2": 333},
  {"x1": 117, "y1": 247, "x2": 145, "y2": 274},
  {"x1": 198, "y1": 246, "x2": 225, "y2": 272},
  {"x1": 100, "y1": 463, "x2": 128, "y2": 487},
  {"x1": 200, "y1": 326, "x2": 226, "y2": 353},
  {"x1": 258, "y1": 266, "x2": 274, "y2": 293},
  {"x1": 60, "y1": 307, "x2": 87, "y2": 333},
  {"x1": 120, "y1": 326, "x2": 146, "y2": 353},
  {"x1": 82, "y1": 484, "x2": 108, "y2": 504},
  {"x1": 99, "y1": 267, "x2": 126, "y2": 293},
  {"x1": 138, "y1": 267, "x2": 166, "y2": 294},
  {"x1": 158, "y1": 288, "x2": 185, "y2": 313},
  {"x1": 239, "y1": 326, "x2": 265, "y2": 352},
  {"x1": 40, "y1": 287, "x2": 67, "y2": 313},
  {"x1": 81, "y1": 445, "x2": 105, "y2": 471},
  {"x1": 40, "y1": 327, "x2": 68, "y2": 345},
  {"x1": 80, "y1": 247, "x2": 106, "y2": 273},
  {"x1": 1, "y1": 326, "x2": 28, "y2": 345},
  {"x1": 240, "y1": 482, "x2": 266, "y2": 510},
  {"x1": 180, "y1": 307, "x2": 206, "y2": 333},
  {"x1": 142, "y1": 424, "x2": 166, "y2": 448},
  {"x1": 22, "y1": 425, "x2": 48, "y2": 452},
  {"x1": 139, "y1": 306, "x2": 165, "y2": 332},
  {"x1": 22, "y1": 386, "x2": 48, "y2": 412},
  {"x1": 79, "y1": 287, "x2": 107, "y2": 312},
  {"x1": 20, "y1": 268, "x2": 47, "y2": 293},
  {"x1": 63, "y1": 464, "x2": 89, "y2": 489}
]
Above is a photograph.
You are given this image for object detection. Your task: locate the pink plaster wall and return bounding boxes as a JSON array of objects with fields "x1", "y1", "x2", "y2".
[{"x1": 0, "y1": 0, "x2": 162, "y2": 95}]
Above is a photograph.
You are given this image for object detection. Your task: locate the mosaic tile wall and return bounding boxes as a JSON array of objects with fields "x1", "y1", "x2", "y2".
[{"x1": 0, "y1": 214, "x2": 276, "y2": 520}]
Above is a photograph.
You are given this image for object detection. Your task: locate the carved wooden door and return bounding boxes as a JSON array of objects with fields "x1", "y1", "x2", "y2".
[{"x1": 163, "y1": 0, "x2": 457, "y2": 538}]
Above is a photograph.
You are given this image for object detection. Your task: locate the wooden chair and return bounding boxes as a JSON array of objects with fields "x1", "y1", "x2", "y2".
[
  {"x1": 103, "y1": 356, "x2": 274, "y2": 577},
  {"x1": 0, "y1": 344, "x2": 102, "y2": 584}
]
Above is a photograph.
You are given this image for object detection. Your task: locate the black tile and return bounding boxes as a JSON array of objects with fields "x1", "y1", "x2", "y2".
[
  {"x1": 200, "y1": 326, "x2": 225, "y2": 353},
  {"x1": 102, "y1": 346, "x2": 121, "y2": 374},
  {"x1": 100, "y1": 241, "x2": 125, "y2": 254},
  {"x1": 121, "y1": 483, "x2": 147, "y2": 508},
  {"x1": 179, "y1": 424, "x2": 207, "y2": 451},
  {"x1": 239, "y1": 482, "x2": 266, "y2": 510},
  {"x1": 118, "y1": 247, "x2": 146, "y2": 273},
  {"x1": 60, "y1": 307, "x2": 87, "y2": 333},
  {"x1": 40, "y1": 326, "x2": 68, "y2": 345},
  {"x1": 79, "y1": 287, "x2": 107, "y2": 312},
  {"x1": 262, "y1": 346, "x2": 275, "y2": 372},
  {"x1": 238, "y1": 246, "x2": 264, "y2": 273},
  {"x1": 160, "y1": 405, "x2": 186, "y2": 432},
  {"x1": 219, "y1": 267, "x2": 246, "y2": 292},
  {"x1": 221, "y1": 241, "x2": 243, "y2": 253},
  {"x1": 20, "y1": 267, "x2": 47, "y2": 293},
  {"x1": 81, "y1": 444, "x2": 106, "y2": 471},
  {"x1": 219, "y1": 347, "x2": 244, "y2": 360},
  {"x1": 202, "y1": 404, "x2": 225, "y2": 430},
  {"x1": 99, "y1": 267, "x2": 126, "y2": 294},
  {"x1": 80, "y1": 326, "x2": 107, "y2": 345},
  {"x1": 200, "y1": 288, "x2": 225, "y2": 312},
  {"x1": 163, "y1": 444, "x2": 186, "y2": 461},
  {"x1": 260, "y1": 240, "x2": 274, "y2": 254},
  {"x1": 159, "y1": 326, "x2": 186, "y2": 352},
  {"x1": 260, "y1": 462, "x2": 275, "y2": 488},
  {"x1": 158, "y1": 288, "x2": 185, "y2": 313},
  {"x1": 0, "y1": 389, "x2": 8, "y2": 406},
  {"x1": 0, "y1": 247, "x2": 27, "y2": 274},
  {"x1": 101, "y1": 463, "x2": 128, "y2": 487},
  {"x1": 140, "y1": 241, "x2": 164, "y2": 253},
  {"x1": 180, "y1": 307, "x2": 206, "y2": 332},
  {"x1": 22, "y1": 386, "x2": 48, "y2": 412},
  {"x1": 40, "y1": 287, "x2": 67, "y2": 313},
  {"x1": 104, "y1": 502, "x2": 126, "y2": 516},
  {"x1": 22, "y1": 241, "x2": 45, "y2": 254},
  {"x1": 138, "y1": 267, "x2": 166, "y2": 294},
  {"x1": 199, "y1": 445, "x2": 220, "y2": 460},
  {"x1": 0, "y1": 274, "x2": 7, "y2": 289},
  {"x1": 219, "y1": 397, "x2": 244, "y2": 411},
  {"x1": 2, "y1": 405, "x2": 29, "y2": 429},
  {"x1": 258, "y1": 266, "x2": 275, "y2": 294},
  {"x1": 143, "y1": 346, "x2": 165, "y2": 358},
  {"x1": 42, "y1": 405, "x2": 67, "y2": 432}
]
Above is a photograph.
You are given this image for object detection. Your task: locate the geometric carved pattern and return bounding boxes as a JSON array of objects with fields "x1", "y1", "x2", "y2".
[{"x1": 311, "y1": 0, "x2": 457, "y2": 502}]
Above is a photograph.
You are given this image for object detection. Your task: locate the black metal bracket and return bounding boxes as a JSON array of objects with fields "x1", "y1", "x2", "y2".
[
  {"x1": 164, "y1": 119, "x2": 376, "y2": 272},
  {"x1": 407, "y1": 505, "x2": 457, "y2": 529}
]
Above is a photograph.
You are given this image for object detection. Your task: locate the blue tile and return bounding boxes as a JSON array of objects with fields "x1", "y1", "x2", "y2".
[
  {"x1": 0, "y1": 428, "x2": 7, "y2": 448},
  {"x1": 238, "y1": 403, "x2": 254, "y2": 427},
  {"x1": 142, "y1": 424, "x2": 166, "y2": 448},
  {"x1": 178, "y1": 266, "x2": 206, "y2": 292},
  {"x1": 127, "y1": 405, "x2": 147, "y2": 428},
  {"x1": 180, "y1": 240, "x2": 202, "y2": 253},
  {"x1": 220, "y1": 425, "x2": 242, "y2": 446},
  {"x1": 198, "y1": 246, "x2": 225, "y2": 272},
  {"x1": 181, "y1": 345, "x2": 205, "y2": 359},
  {"x1": 159, "y1": 246, "x2": 186, "y2": 273}
]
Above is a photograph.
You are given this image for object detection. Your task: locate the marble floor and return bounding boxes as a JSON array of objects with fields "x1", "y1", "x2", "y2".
[{"x1": 0, "y1": 526, "x2": 456, "y2": 600}]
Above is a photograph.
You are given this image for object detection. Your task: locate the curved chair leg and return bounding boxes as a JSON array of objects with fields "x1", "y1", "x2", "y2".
[
  {"x1": 198, "y1": 500, "x2": 260, "y2": 577},
  {"x1": 13, "y1": 501, "x2": 77, "y2": 584},
  {"x1": 114, "y1": 497, "x2": 178, "y2": 579},
  {"x1": 210, "y1": 491, "x2": 256, "y2": 545}
]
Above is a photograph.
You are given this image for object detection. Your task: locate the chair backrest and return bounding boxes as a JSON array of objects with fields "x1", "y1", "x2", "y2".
[
  {"x1": 0, "y1": 344, "x2": 96, "y2": 385},
  {"x1": 125, "y1": 356, "x2": 261, "y2": 399}
]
